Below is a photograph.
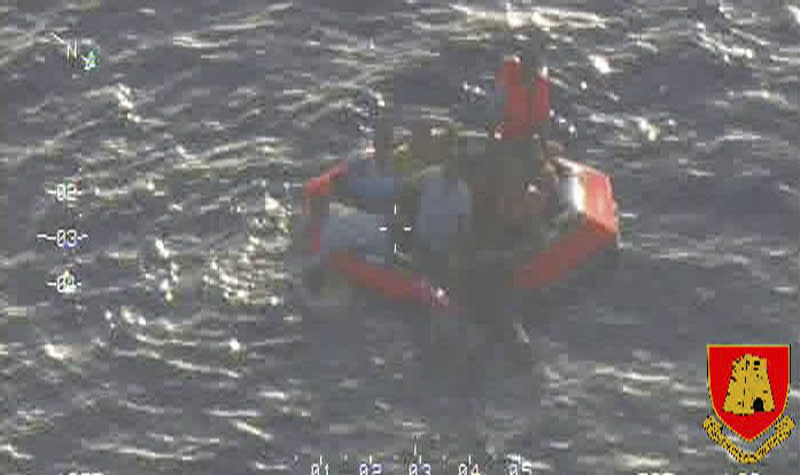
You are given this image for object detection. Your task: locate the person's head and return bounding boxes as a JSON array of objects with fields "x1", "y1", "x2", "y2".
[{"x1": 544, "y1": 140, "x2": 564, "y2": 158}]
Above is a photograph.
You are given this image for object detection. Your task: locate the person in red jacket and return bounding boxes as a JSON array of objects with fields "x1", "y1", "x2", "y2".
[
  {"x1": 486, "y1": 46, "x2": 558, "y2": 248},
  {"x1": 487, "y1": 47, "x2": 552, "y2": 163},
  {"x1": 490, "y1": 51, "x2": 551, "y2": 142}
]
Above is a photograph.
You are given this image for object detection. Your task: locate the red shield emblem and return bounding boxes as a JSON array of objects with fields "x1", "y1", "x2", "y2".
[{"x1": 707, "y1": 345, "x2": 791, "y2": 442}]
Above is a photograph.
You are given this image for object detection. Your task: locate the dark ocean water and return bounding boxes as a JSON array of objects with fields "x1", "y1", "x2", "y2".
[{"x1": 2, "y1": 1, "x2": 799, "y2": 474}]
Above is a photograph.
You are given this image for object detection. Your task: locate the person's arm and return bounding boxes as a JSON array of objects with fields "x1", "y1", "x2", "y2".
[
  {"x1": 486, "y1": 75, "x2": 505, "y2": 138},
  {"x1": 537, "y1": 117, "x2": 568, "y2": 177},
  {"x1": 488, "y1": 87, "x2": 504, "y2": 126},
  {"x1": 532, "y1": 72, "x2": 551, "y2": 130},
  {"x1": 530, "y1": 70, "x2": 550, "y2": 142}
]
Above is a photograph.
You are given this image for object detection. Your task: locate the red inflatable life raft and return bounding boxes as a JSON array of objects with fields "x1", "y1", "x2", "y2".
[{"x1": 300, "y1": 152, "x2": 620, "y2": 308}]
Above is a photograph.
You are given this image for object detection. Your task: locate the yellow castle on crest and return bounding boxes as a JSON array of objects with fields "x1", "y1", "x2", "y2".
[{"x1": 723, "y1": 354, "x2": 775, "y2": 415}]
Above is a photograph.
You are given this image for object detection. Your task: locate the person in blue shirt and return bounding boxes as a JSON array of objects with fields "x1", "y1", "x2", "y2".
[
  {"x1": 412, "y1": 126, "x2": 473, "y2": 285},
  {"x1": 342, "y1": 115, "x2": 402, "y2": 214}
]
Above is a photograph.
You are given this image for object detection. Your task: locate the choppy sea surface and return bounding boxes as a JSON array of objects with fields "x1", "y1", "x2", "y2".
[{"x1": 2, "y1": 1, "x2": 799, "y2": 474}]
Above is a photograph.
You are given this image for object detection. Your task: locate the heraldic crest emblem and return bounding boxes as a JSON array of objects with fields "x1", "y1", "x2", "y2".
[{"x1": 703, "y1": 344, "x2": 795, "y2": 463}]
